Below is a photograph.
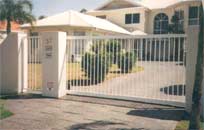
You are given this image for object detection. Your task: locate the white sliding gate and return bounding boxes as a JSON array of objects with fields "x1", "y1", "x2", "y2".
[{"x1": 66, "y1": 34, "x2": 186, "y2": 107}]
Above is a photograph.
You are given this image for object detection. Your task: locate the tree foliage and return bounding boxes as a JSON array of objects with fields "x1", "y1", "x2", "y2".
[
  {"x1": 169, "y1": 12, "x2": 185, "y2": 34},
  {"x1": 0, "y1": 0, "x2": 35, "y2": 34}
]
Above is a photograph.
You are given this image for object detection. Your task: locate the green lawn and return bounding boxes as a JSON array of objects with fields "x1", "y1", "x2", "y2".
[
  {"x1": 0, "y1": 99, "x2": 13, "y2": 120},
  {"x1": 175, "y1": 121, "x2": 203, "y2": 130}
]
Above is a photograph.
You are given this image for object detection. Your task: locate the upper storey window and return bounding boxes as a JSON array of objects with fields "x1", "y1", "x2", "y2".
[
  {"x1": 189, "y1": 6, "x2": 199, "y2": 25},
  {"x1": 125, "y1": 13, "x2": 140, "y2": 24},
  {"x1": 154, "y1": 13, "x2": 169, "y2": 34}
]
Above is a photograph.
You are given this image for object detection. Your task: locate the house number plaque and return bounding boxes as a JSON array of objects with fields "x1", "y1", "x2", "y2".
[{"x1": 44, "y1": 38, "x2": 53, "y2": 59}]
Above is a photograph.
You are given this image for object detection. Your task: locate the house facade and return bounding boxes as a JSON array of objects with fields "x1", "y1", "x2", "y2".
[{"x1": 87, "y1": 0, "x2": 202, "y2": 34}]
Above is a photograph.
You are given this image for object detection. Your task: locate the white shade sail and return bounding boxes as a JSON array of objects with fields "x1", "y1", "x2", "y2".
[{"x1": 21, "y1": 10, "x2": 131, "y2": 35}]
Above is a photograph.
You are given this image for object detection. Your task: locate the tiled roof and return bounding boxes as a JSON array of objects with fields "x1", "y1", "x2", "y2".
[{"x1": 0, "y1": 21, "x2": 20, "y2": 32}]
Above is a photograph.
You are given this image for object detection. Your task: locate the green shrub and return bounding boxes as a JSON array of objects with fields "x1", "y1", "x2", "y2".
[
  {"x1": 81, "y1": 52, "x2": 92, "y2": 74},
  {"x1": 117, "y1": 51, "x2": 137, "y2": 73},
  {"x1": 91, "y1": 41, "x2": 106, "y2": 54},
  {"x1": 82, "y1": 40, "x2": 137, "y2": 83},
  {"x1": 82, "y1": 52, "x2": 110, "y2": 84},
  {"x1": 106, "y1": 40, "x2": 122, "y2": 64}
]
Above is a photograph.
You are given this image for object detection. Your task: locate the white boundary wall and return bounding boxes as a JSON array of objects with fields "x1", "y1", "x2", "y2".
[{"x1": 0, "y1": 33, "x2": 28, "y2": 94}]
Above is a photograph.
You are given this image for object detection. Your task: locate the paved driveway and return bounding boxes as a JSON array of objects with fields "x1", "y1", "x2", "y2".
[
  {"x1": 69, "y1": 61, "x2": 186, "y2": 104},
  {"x1": 0, "y1": 96, "x2": 184, "y2": 130}
]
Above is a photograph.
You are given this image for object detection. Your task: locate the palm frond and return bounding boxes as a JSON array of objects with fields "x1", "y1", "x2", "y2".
[
  {"x1": 0, "y1": 0, "x2": 35, "y2": 34},
  {"x1": 17, "y1": 0, "x2": 33, "y2": 12}
]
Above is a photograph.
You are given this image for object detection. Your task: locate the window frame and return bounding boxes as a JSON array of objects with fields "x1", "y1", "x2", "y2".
[
  {"x1": 154, "y1": 13, "x2": 169, "y2": 34},
  {"x1": 189, "y1": 6, "x2": 200, "y2": 25},
  {"x1": 125, "y1": 13, "x2": 140, "y2": 24},
  {"x1": 125, "y1": 14, "x2": 132, "y2": 24},
  {"x1": 133, "y1": 13, "x2": 140, "y2": 24}
]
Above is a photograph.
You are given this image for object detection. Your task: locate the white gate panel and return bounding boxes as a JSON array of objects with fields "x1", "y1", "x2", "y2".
[{"x1": 66, "y1": 35, "x2": 186, "y2": 106}]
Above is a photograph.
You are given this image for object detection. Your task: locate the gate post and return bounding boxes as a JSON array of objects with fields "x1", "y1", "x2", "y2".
[
  {"x1": 41, "y1": 32, "x2": 67, "y2": 98},
  {"x1": 186, "y1": 26, "x2": 200, "y2": 112}
]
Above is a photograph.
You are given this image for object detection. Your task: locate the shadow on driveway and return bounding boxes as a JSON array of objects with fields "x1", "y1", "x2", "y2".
[
  {"x1": 68, "y1": 121, "x2": 148, "y2": 130},
  {"x1": 0, "y1": 93, "x2": 44, "y2": 100},
  {"x1": 127, "y1": 108, "x2": 184, "y2": 121}
]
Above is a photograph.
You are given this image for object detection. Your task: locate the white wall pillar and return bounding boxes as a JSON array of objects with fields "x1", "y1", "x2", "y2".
[
  {"x1": 186, "y1": 25, "x2": 204, "y2": 117},
  {"x1": 0, "y1": 33, "x2": 28, "y2": 94},
  {"x1": 186, "y1": 26, "x2": 200, "y2": 112},
  {"x1": 0, "y1": 38, "x2": 2, "y2": 90},
  {"x1": 41, "y1": 32, "x2": 67, "y2": 98}
]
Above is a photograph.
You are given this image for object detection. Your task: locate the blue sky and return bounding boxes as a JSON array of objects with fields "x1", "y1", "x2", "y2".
[{"x1": 32, "y1": 0, "x2": 107, "y2": 18}]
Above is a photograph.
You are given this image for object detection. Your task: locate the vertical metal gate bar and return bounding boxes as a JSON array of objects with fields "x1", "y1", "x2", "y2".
[
  {"x1": 93, "y1": 38, "x2": 95, "y2": 94},
  {"x1": 136, "y1": 39, "x2": 139, "y2": 98},
  {"x1": 86, "y1": 38, "x2": 90, "y2": 94},
  {"x1": 183, "y1": 37, "x2": 186, "y2": 98},
  {"x1": 131, "y1": 38, "x2": 134, "y2": 97},
  {"x1": 173, "y1": 37, "x2": 176, "y2": 101},
  {"x1": 168, "y1": 37, "x2": 171, "y2": 100},
  {"x1": 153, "y1": 38, "x2": 157, "y2": 99},
  {"x1": 76, "y1": 39, "x2": 79, "y2": 91},
  {"x1": 178, "y1": 37, "x2": 181, "y2": 97},
  {"x1": 149, "y1": 38, "x2": 152, "y2": 99},
  {"x1": 96, "y1": 39, "x2": 100, "y2": 94},
  {"x1": 163, "y1": 38, "x2": 167, "y2": 100},
  {"x1": 69, "y1": 39, "x2": 72, "y2": 91},
  {"x1": 144, "y1": 38, "x2": 148, "y2": 98},
  {"x1": 158, "y1": 38, "x2": 161, "y2": 100},
  {"x1": 119, "y1": 38, "x2": 122, "y2": 96}
]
